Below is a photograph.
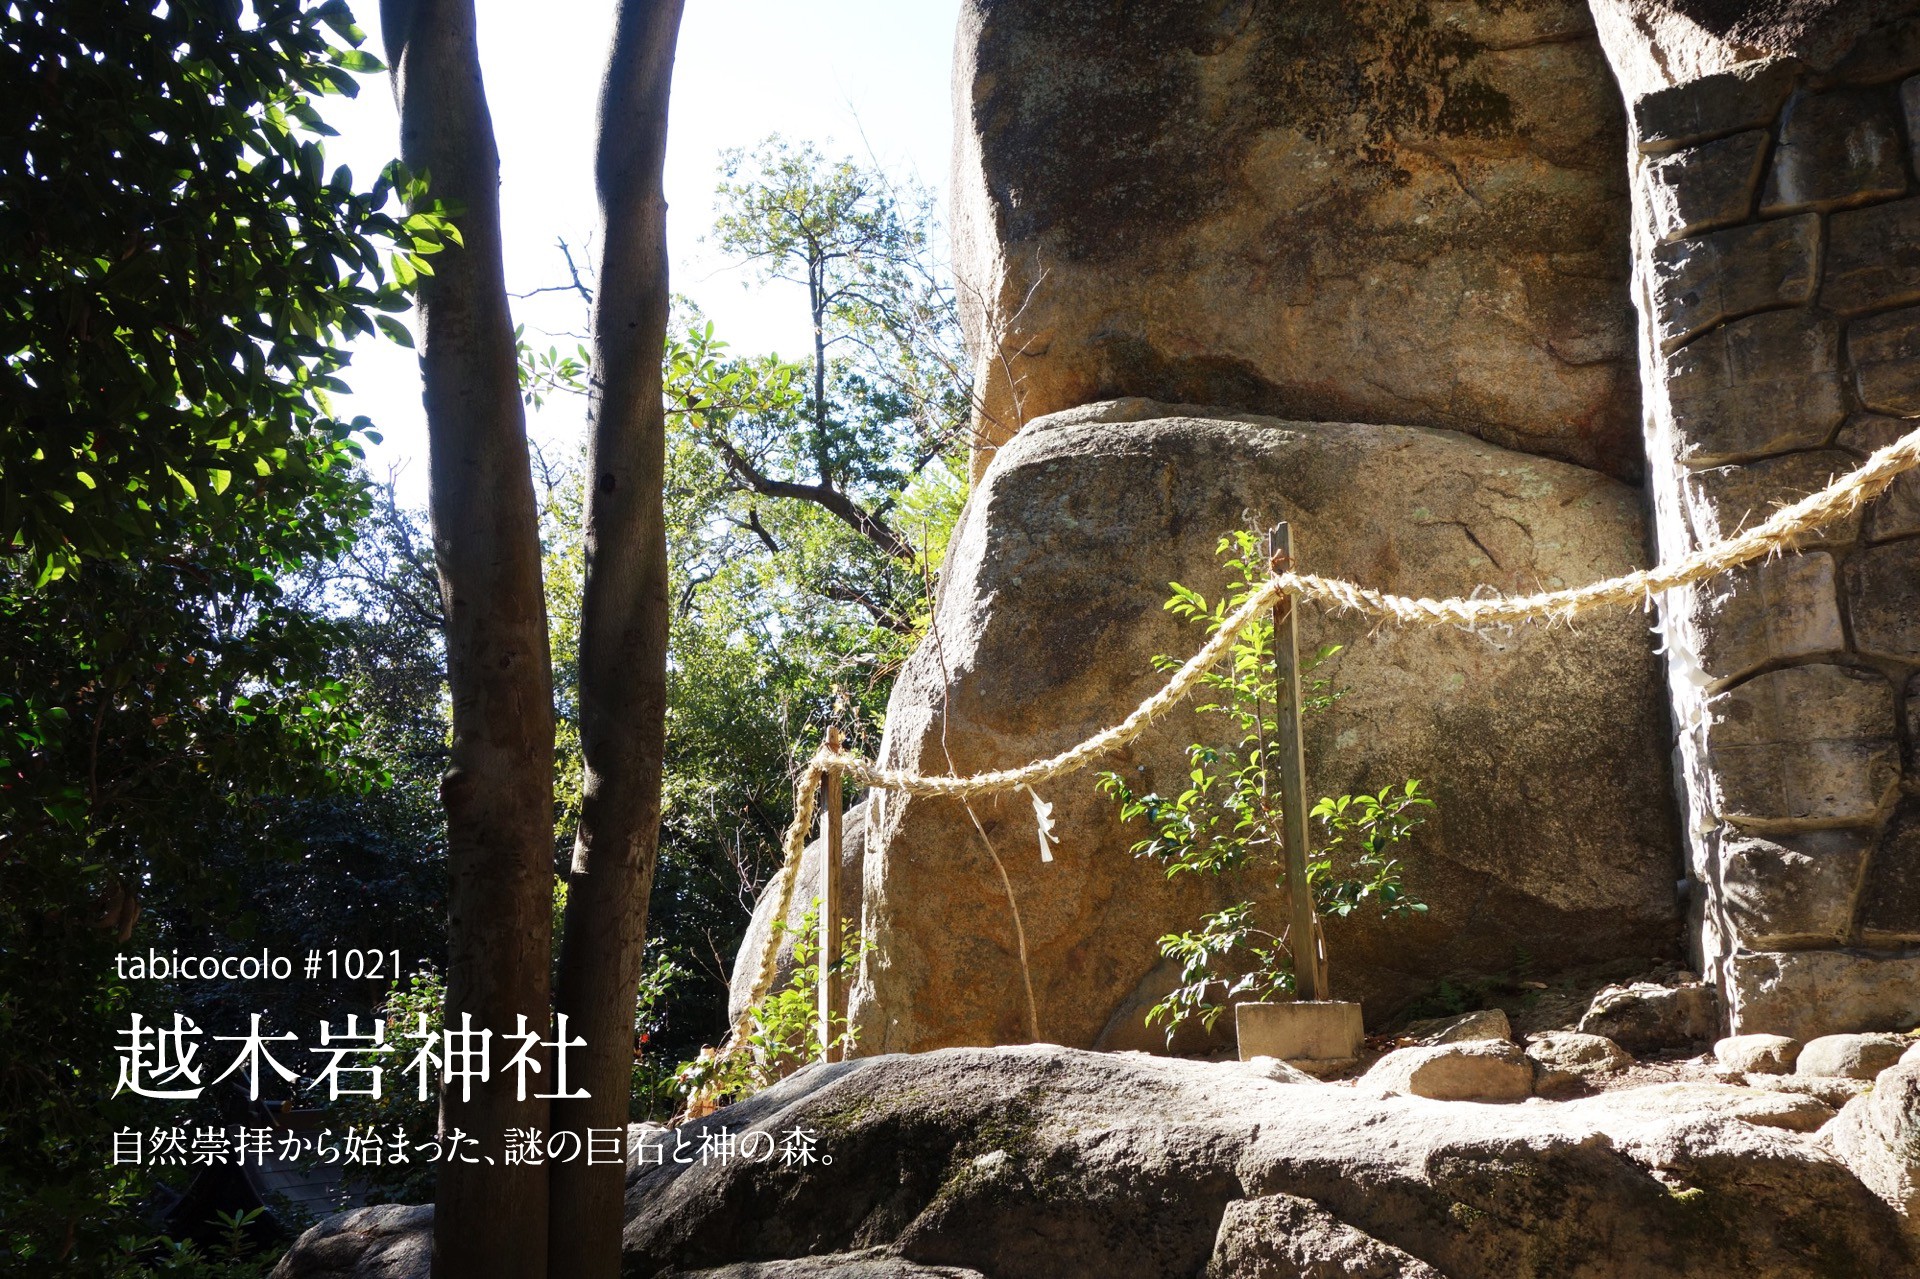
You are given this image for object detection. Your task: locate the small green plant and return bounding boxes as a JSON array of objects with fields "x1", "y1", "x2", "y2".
[
  {"x1": 1097, "y1": 531, "x2": 1433, "y2": 1042},
  {"x1": 125, "y1": 1208, "x2": 271, "y2": 1278},
  {"x1": 630, "y1": 950, "x2": 688, "y2": 1121},
  {"x1": 673, "y1": 899, "x2": 867, "y2": 1112}
]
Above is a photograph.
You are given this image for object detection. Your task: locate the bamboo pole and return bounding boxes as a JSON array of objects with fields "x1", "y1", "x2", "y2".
[
  {"x1": 1267, "y1": 523, "x2": 1323, "y2": 1003},
  {"x1": 819, "y1": 727, "x2": 844, "y2": 1062}
]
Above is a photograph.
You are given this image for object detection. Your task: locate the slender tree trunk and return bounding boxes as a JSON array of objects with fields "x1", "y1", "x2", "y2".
[
  {"x1": 549, "y1": 2, "x2": 685, "y2": 1276},
  {"x1": 381, "y1": 5, "x2": 555, "y2": 1277}
]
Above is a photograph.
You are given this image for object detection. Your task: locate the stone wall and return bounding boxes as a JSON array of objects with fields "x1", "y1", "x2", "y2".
[{"x1": 1597, "y1": 9, "x2": 1920, "y2": 1038}]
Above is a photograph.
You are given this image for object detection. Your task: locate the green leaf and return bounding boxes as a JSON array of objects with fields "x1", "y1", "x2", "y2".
[{"x1": 374, "y1": 315, "x2": 415, "y2": 348}]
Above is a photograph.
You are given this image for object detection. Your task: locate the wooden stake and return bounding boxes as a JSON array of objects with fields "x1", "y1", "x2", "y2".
[
  {"x1": 1267, "y1": 523, "x2": 1323, "y2": 1003},
  {"x1": 820, "y1": 727, "x2": 844, "y2": 1062}
]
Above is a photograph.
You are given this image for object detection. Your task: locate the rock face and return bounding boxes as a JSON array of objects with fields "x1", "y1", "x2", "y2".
[
  {"x1": 847, "y1": 403, "x2": 1680, "y2": 1053},
  {"x1": 952, "y1": 0, "x2": 1641, "y2": 480},
  {"x1": 727, "y1": 804, "x2": 868, "y2": 1024},
  {"x1": 1593, "y1": 6, "x2": 1920, "y2": 1039},
  {"x1": 276, "y1": 1046, "x2": 1916, "y2": 1279}
]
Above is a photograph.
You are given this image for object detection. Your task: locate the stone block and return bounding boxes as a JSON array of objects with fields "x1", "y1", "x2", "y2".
[
  {"x1": 1665, "y1": 308, "x2": 1845, "y2": 464},
  {"x1": 1847, "y1": 540, "x2": 1920, "y2": 663},
  {"x1": 1833, "y1": 20, "x2": 1920, "y2": 85},
  {"x1": 1909, "y1": 677, "x2": 1920, "y2": 775},
  {"x1": 1838, "y1": 416, "x2": 1920, "y2": 541},
  {"x1": 1235, "y1": 1001, "x2": 1363, "y2": 1064},
  {"x1": 1651, "y1": 214, "x2": 1821, "y2": 353},
  {"x1": 1730, "y1": 949, "x2": 1920, "y2": 1038},
  {"x1": 1798, "y1": 1032, "x2": 1911, "y2": 1079},
  {"x1": 1684, "y1": 553, "x2": 1846, "y2": 684},
  {"x1": 1715, "y1": 1032, "x2": 1800, "y2": 1074},
  {"x1": 1860, "y1": 803, "x2": 1920, "y2": 945},
  {"x1": 1646, "y1": 131, "x2": 1767, "y2": 242},
  {"x1": 1707, "y1": 664, "x2": 1900, "y2": 828},
  {"x1": 1685, "y1": 451, "x2": 1861, "y2": 544},
  {"x1": 1909, "y1": 78, "x2": 1920, "y2": 176},
  {"x1": 1634, "y1": 59, "x2": 1798, "y2": 155},
  {"x1": 1825, "y1": 196, "x2": 1920, "y2": 315},
  {"x1": 1761, "y1": 89, "x2": 1908, "y2": 215},
  {"x1": 1719, "y1": 827, "x2": 1870, "y2": 948},
  {"x1": 1851, "y1": 306, "x2": 1920, "y2": 416}
]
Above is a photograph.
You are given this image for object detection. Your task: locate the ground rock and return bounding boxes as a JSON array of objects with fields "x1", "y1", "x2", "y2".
[
  {"x1": 1402, "y1": 1008, "x2": 1511, "y2": 1046},
  {"x1": 277, "y1": 1047, "x2": 1915, "y2": 1279},
  {"x1": 1526, "y1": 1031, "x2": 1634, "y2": 1096},
  {"x1": 727, "y1": 803, "x2": 867, "y2": 1024},
  {"x1": 846, "y1": 404, "x2": 1680, "y2": 1054},
  {"x1": 1746, "y1": 1073, "x2": 1873, "y2": 1107},
  {"x1": 953, "y1": 0, "x2": 1642, "y2": 478},
  {"x1": 668, "y1": 1255, "x2": 986, "y2": 1279},
  {"x1": 1204, "y1": 1194, "x2": 1441, "y2": 1279},
  {"x1": 1239, "y1": 1056, "x2": 1324, "y2": 1086},
  {"x1": 1825, "y1": 1060, "x2": 1920, "y2": 1237},
  {"x1": 268, "y1": 1205, "x2": 432, "y2": 1279},
  {"x1": 1578, "y1": 981, "x2": 1718, "y2": 1053},
  {"x1": 1716, "y1": 1033, "x2": 1801, "y2": 1075},
  {"x1": 1797, "y1": 1032, "x2": 1911, "y2": 1079},
  {"x1": 1359, "y1": 1041, "x2": 1535, "y2": 1102},
  {"x1": 1560, "y1": 1081, "x2": 1835, "y2": 1135}
]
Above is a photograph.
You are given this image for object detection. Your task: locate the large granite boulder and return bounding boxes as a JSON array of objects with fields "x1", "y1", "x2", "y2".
[
  {"x1": 276, "y1": 1046, "x2": 1914, "y2": 1278},
  {"x1": 845, "y1": 401, "x2": 1681, "y2": 1055},
  {"x1": 952, "y1": 0, "x2": 1641, "y2": 479}
]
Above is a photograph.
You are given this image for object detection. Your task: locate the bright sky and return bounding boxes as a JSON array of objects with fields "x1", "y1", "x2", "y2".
[{"x1": 323, "y1": 0, "x2": 962, "y2": 503}]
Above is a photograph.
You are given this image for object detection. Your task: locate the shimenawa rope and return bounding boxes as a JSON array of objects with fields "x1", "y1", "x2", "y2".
[{"x1": 731, "y1": 421, "x2": 1920, "y2": 1039}]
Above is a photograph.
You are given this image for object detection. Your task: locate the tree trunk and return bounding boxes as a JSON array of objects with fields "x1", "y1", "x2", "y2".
[
  {"x1": 381, "y1": 5, "x2": 555, "y2": 1278},
  {"x1": 549, "y1": 2, "x2": 685, "y2": 1276}
]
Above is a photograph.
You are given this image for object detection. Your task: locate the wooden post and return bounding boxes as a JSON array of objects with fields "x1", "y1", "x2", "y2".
[
  {"x1": 1267, "y1": 523, "x2": 1323, "y2": 1003},
  {"x1": 819, "y1": 727, "x2": 844, "y2": 1062}
]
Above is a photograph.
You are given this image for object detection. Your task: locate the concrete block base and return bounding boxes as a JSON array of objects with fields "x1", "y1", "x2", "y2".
[{"x1": 1236, "y1": 1000, "x2": 1365, "y2": 1064}]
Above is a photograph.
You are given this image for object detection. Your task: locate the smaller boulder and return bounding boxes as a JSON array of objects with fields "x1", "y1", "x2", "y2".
[
  {"x1": 1797, "y1": 1033, "x2": 1910, "y2": 1080},
  {"x1": 1358, "y1": 1040, "x2": 1534, "y2": 1102},
  {"x1": 270, "y1": 1205, "x2": 432, "y2": 1279},
  {"x1": 1577, "y1": 981, "x2": 1717, "y2": 1053},
  {"x1": 1525, "y1": 1031, "x2": 1633, "y2": 1098},
  {"x1": 1401, "y1": 1008, "x2": 1511, "y2": 1046},
  {"x1": 1715, "y1": 1033, "x2": 1800, "y2": 1075}
]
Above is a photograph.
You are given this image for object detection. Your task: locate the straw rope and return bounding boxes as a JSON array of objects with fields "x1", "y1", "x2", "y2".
[{"x1": 729, "y1": 421, "x2": 1920, "y2": 1037}]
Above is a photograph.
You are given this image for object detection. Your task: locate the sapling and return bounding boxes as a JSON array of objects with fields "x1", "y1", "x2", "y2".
[{"x1": 1097, "y1": 531, "x2": 1432, "y2": 1041}]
